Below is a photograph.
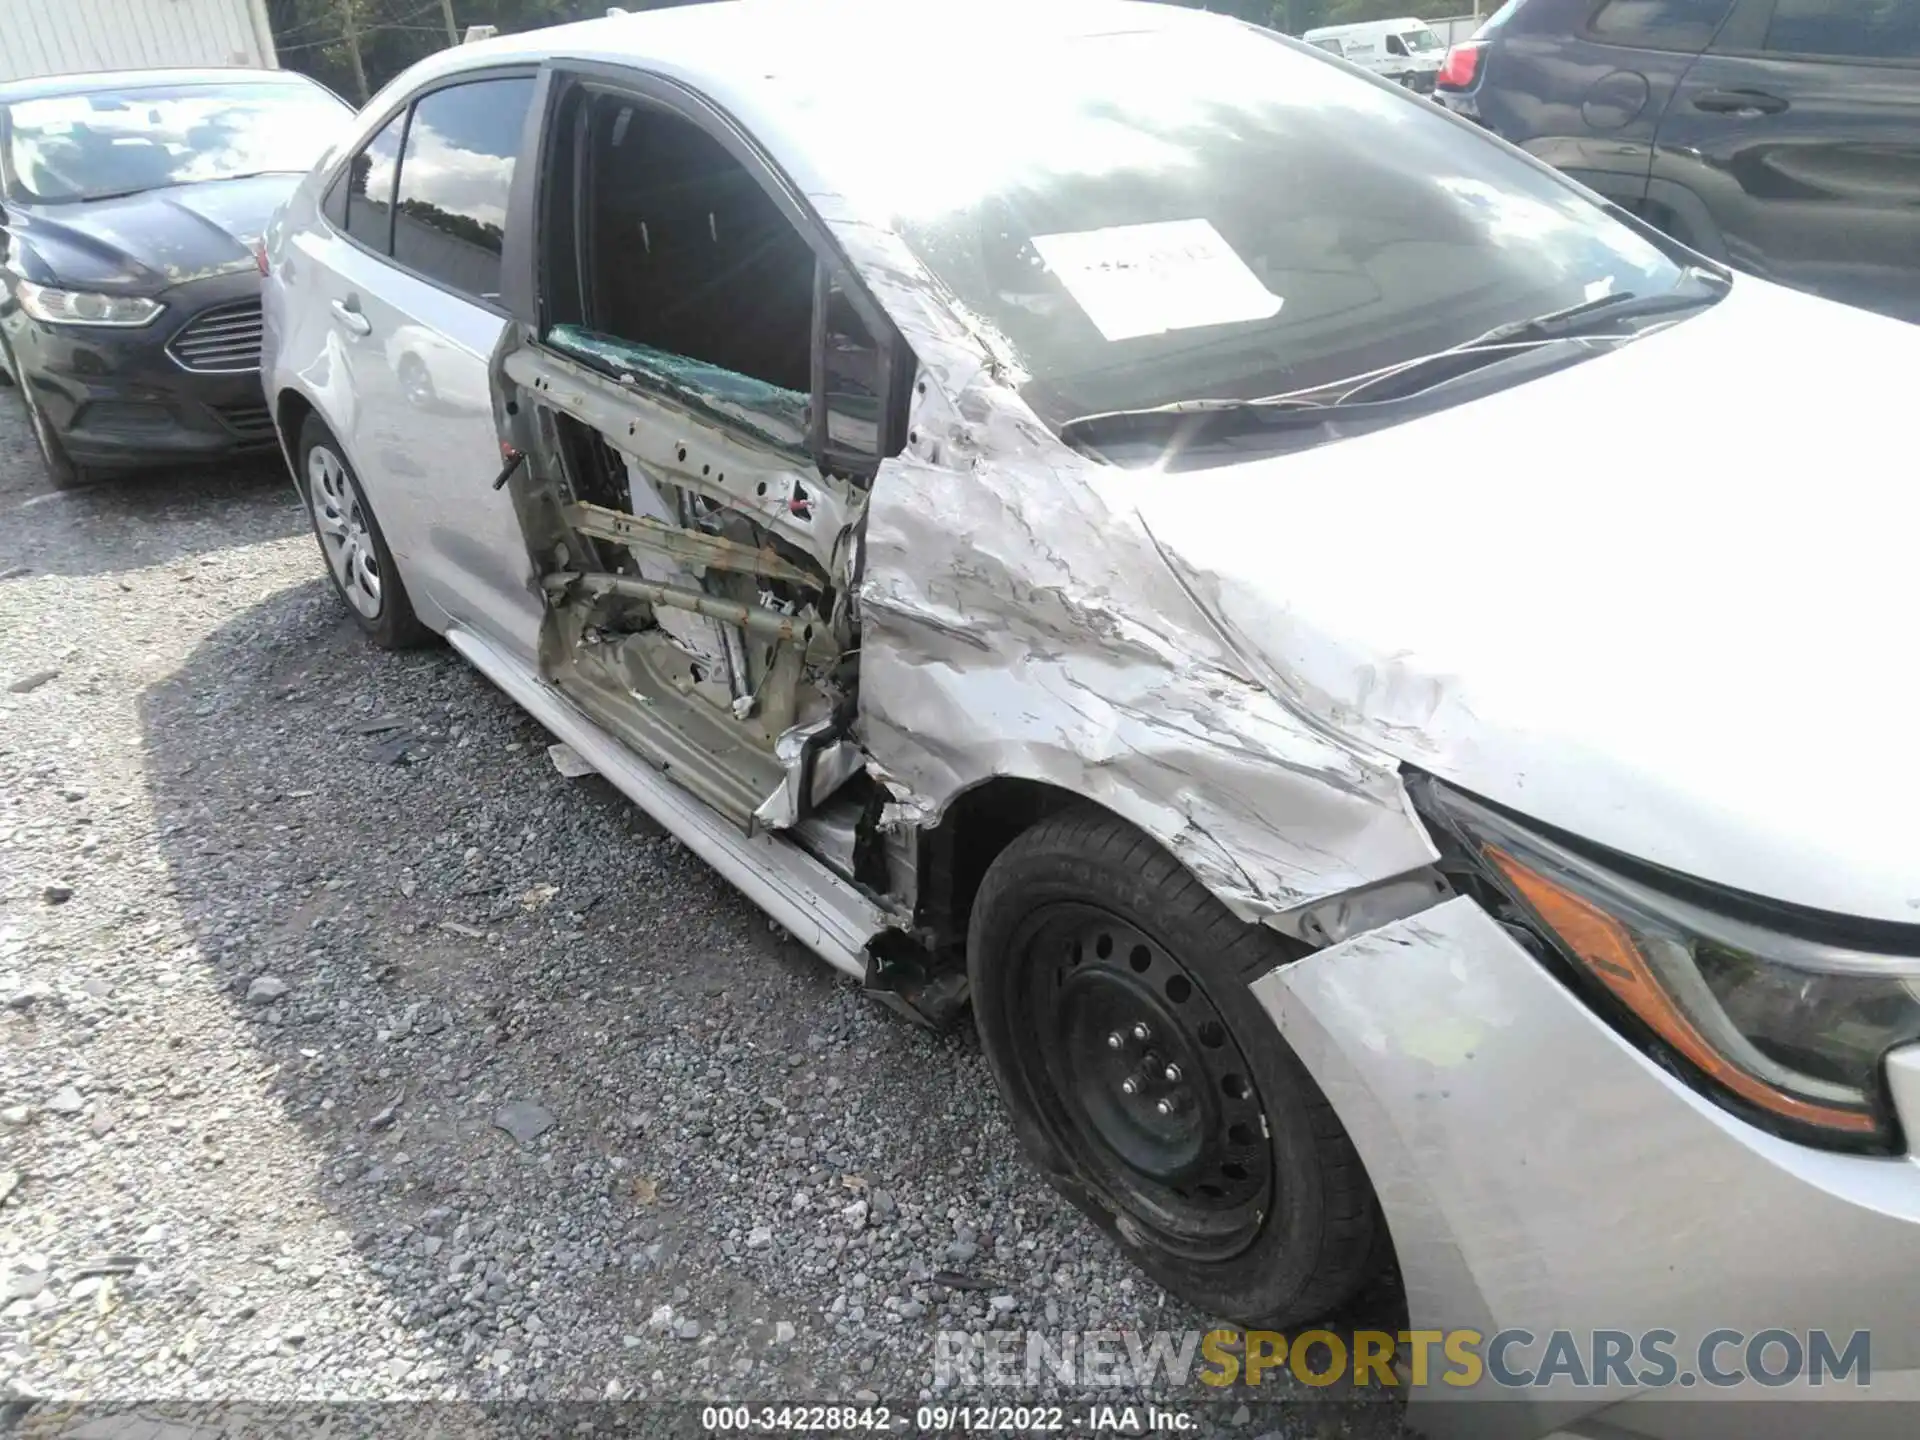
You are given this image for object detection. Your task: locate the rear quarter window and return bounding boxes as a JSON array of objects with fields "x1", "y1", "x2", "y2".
[{"x1": 1764, "y1": 0, "x2": 1920, "y2": 60}]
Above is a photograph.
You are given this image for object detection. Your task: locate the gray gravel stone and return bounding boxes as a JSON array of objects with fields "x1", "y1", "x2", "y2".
[
  {"x1": 7, "y1": 980, "x2": 54, "y2": 1009},
  {"x1": 0, "y1": 395, "x2": 1406, "y2": 1425},
  {"x1": 7, "y1": 667, "x2": 59, "y2": 693},
  {"x1": 493, "y1": 1100, "x2": 555, "y2": 1144}
]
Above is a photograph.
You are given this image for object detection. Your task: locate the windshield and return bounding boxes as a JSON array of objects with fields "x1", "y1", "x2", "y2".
[
  {"x1": 1398, "y1": 26, "x2": 1447, "y2": 52},
  {"x1": 5, "y1": 81, "x2": 351, "y2": 203},
  {"x1": 785, "y1": 23, "x2": 1693, "y2": 438}
]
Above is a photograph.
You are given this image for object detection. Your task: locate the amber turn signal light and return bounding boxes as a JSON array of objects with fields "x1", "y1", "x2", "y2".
[{"x1": 1486, "y1": 845, "x2": 1879, "y2": 1136}]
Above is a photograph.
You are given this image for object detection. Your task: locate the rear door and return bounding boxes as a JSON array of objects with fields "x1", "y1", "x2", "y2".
[
  {"x1": 352, "y1": 70, "x2": 546, "y2": 661},
  {"x1": 1656, "y1": 0, "x2": 1920, "y2": 321},
  {"x1": 1474, "y1": 0, "x2": 1739, "y2": 209},
  {"x1": 296, "y1": 69, "x2": 544, "y2": 662}
]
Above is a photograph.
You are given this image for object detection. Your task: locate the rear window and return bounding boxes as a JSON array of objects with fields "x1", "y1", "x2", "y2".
[
  {"x1": 784, "y1": 24, "x2": 1688, "y2": 435},
  {"x1": 4, "y1": 80, "x2": 349, "y2": 204}
]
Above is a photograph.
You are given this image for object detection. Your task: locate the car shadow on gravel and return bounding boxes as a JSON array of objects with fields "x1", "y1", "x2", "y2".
[
  {"x1": 131, "y1": 578, "x2": 1408, "y2": 1424},
  {"x1": 0, "y1": 392, "x2": 304, "y2": 580}
]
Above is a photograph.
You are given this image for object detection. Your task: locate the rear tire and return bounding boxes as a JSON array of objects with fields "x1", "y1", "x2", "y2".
[
  {"x1": 968, "y1": 808, "x2": 1383, "y2": 1326},
  {"x1": 297, "y1": 415, "x2": 432, "y2": 650}
]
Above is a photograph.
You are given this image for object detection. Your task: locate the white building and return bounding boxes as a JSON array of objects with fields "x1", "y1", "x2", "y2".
[{"x1": 0, "y1": 0, "x2": 278, "y2": 83}]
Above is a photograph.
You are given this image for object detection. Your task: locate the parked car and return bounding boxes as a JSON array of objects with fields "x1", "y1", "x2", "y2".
[
  {"x1": 263, "y1": 4, "x2": 1920, "y2": 1435},
  {"x1": 0, "y1": 67, "x2": 353, "y2": 484},
  {"x1": 1434, "y1": 0, "x2": 1920, "y2": 323},
  {"x1": 1303, "y1": 16, "x2": 1449, "y2": 91}
]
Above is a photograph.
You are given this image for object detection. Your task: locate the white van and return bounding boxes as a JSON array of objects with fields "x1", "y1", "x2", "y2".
[{"x1": 1301, "y1": 16, "x2": 1447, "y2": 92}]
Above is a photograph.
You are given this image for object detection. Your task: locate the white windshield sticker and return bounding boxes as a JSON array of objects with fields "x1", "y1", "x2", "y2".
[{"x1": 1030, "y1": 219, "x2": 1283, "y2": 343}]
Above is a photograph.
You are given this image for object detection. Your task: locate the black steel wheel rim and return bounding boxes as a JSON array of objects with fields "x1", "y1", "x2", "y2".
[{"x1": 1007, "y1": 903, "x2": 1273, "y2": 1261}]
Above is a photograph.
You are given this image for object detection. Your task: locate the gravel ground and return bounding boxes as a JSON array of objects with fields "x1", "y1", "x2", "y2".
[{"x1": 0, "y1": 389, "x2": 1407, "y2": 1436}]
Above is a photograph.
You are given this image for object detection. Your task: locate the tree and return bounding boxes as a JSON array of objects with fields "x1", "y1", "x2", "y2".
[
  {"x1": 267, "y1": 0, "x2": 605, "y2": 100},
  {"x1": 268, "y1": 0, "x2": 1476, "y2": 99}
]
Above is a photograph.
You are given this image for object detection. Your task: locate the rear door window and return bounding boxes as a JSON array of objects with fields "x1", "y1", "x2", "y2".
[
  {"x1": 391, "y1": 76, "x2": 535, "y2": 304},
  {"x1": 1589, "y1": 0, "x2": 1738, "y2": 50},
  {"x1": 341, "y1": 111, "x2": 404, "y2": 254},
  {"x1": 1763, "y1": 0, "x2": 1920, "y2": 59}
]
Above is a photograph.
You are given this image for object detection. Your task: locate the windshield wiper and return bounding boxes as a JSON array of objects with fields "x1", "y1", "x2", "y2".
[
  {"x1": 1058, "y1": 393, "x2": 1400, "y2": 457},
  {"x1": 1332, "y1": 278, "x2": 1728, "y2": 406},
  {"x1": 1463, "y1": 280, "x2": 1726, "y2": 349},
  {"x1": 1058, "y1": 275, "x2": 1730, "y2": 459}
]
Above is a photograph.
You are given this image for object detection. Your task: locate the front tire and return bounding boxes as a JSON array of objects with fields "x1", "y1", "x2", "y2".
[
  {"x1": 968, "y1": 809, "x2": 1383, "y2": 1326},
  {"x1": 6, "y1": 340, "x2": 88, "y2": 488},
  {"x1": 297, "y1": 415, "x2": 431, "y2": 650}
]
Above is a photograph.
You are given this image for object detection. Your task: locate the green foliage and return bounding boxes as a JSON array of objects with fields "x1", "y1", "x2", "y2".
[
  {"x1": 1201, "y1": 0, "x2": 1472, "y2": 33},
  {"x1": 268, "y1": 0, "x2": 705, "y2": 100}
]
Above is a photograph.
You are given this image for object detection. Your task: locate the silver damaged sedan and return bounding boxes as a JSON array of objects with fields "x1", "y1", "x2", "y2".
[{"x1": 260, "y1": 2, "x2": 1920, "y2": 1433}]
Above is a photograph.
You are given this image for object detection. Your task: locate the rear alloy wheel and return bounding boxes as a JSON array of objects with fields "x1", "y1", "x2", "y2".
[
  {"x1": 969, "y1": 809, "x2": 1383, "y2": 1325},
  {"x1": 297, "y1": 415, "x2": 431, "y2": 650}
]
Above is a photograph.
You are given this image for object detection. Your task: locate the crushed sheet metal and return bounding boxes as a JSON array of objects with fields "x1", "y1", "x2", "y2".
[
  {"x1": 550, "y1": 571, "x2": 838, "y2": 660},
  {"x1": 503, "y1": 345, "x2": 850, "y2": 571},
  {"x1": 562, "y1": 501, "x2": 822, "y2": 589},
  {"x1": 852, "y1": 442, "x2": 1436, "y2": 923},
  {"x1": 754, "y1": 719, "x2": 868, "y2": 830},
  {"x1": 809, "y1": 200, "x2": 1440, "y2": 924}
]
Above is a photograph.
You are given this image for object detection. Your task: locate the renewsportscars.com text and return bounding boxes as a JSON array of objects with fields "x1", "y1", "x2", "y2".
[{"x1": 933, "y1": 1327, "x2": 1872, "y2": 1391}]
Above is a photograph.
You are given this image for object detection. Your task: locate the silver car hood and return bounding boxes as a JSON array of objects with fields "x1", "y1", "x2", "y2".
[{"x1": 1118, "y1": 276, "x2": 1920, "y2": 924}]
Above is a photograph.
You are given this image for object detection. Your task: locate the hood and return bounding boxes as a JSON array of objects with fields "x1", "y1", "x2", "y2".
[
  {"x1": 12, "y1": 173, "x2": 299, "y2": 290},
  {"x1": 1115, "y1": 276, "x2": 1920, "y2": 924}
]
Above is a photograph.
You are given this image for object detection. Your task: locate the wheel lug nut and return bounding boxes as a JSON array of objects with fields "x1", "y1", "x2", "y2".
[
  {"x1": 1155, "y1": 1098, "x2": 1174, "y2": 1116},
  {"x1": 1163, "y1": 1064, "x2": 1182, "y2": 1083},
  {"x1": 1107, "y1": 1031, "x2": 1124, "y2": 1050},
  {"x1": 1131, "y1": 1023, "x2": 1152, "y2": 1042},
  {"x1": 1121, "y1": 1077, "x2": 1139, "y2": 1095}
]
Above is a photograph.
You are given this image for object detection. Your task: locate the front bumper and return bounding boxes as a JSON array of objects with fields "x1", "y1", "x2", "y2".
[
  {"x1": 1256, "y1": 896, "x2": 1920, "y2": 1440},
  {"x1": 3, "y1": 269, "x2": 275, "y2": 470}
]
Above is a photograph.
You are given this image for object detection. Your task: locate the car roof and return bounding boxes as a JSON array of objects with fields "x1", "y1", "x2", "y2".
[
  {"x1": 0, "y1": 66, "x2": 317, "y2": 104},
  {"x1": 411, "y1": 0, "x2": 1247, "y2": 92},
  {"x1": 365, "y1": 0, "x2": 1270, "y2": 212}
]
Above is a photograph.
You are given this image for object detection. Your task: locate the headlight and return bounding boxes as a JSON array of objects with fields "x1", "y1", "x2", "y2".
[
  {"x1": 1418, "y1": 779, "x2": 1920, "y2": 1149},
  {"x1": 17, "y1": 280, "x2": 163, "y2": 327}
]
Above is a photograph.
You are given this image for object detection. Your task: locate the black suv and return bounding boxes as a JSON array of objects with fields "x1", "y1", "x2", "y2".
[{"x1": 1434, "y1": 0, "x2": 1920, "y2": 323}]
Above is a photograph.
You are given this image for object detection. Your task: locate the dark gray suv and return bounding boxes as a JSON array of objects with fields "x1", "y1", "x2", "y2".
[{"x1": 1434, "y1": 0, "x2": 1920, "y2": 323}]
